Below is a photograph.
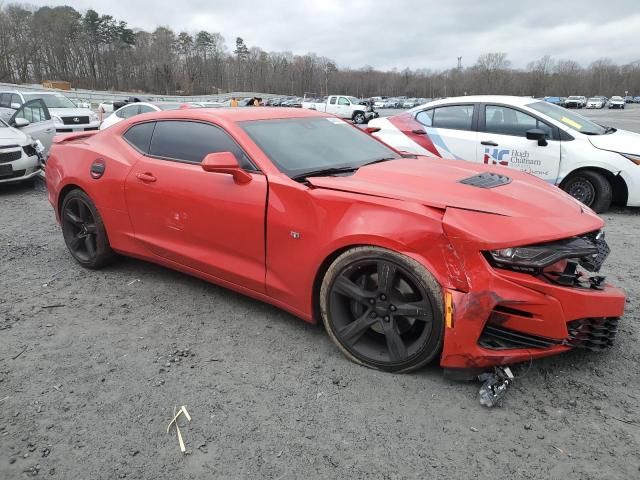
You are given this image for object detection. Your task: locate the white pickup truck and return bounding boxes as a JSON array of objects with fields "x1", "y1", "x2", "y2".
[{"x1": 302, "y1": 95, "x2": 378, "y2": 124}]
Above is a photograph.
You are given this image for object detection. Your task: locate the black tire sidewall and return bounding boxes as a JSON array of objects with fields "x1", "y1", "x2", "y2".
[
  {"x1": 563, "y1": 170, "x2": 612, "y2": 213},
  {"x1": 320, "y1": 246, "x2": 444, "y2": 373}
]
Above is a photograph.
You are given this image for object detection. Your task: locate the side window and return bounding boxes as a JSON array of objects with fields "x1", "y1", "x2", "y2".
[
  {"x1": 485, "y1": 105, "x2": 552, "y2": 138},
  {"x1": 415, "y1": 110, "x2": 433, "y2": 127},
  {"x1": 0, "y1": 93, "x2": 10, "y2": 108},
  {"x1": 338, "y1": 97, "x2": 350, "y2": 106},
  {"x1": 123, "y1": 122, "x2": 156, "y2": 153},
  {"x1": 329, "y1": 97, "x2": 337, "y2": 105},
  {"x1": 116, "y1": 105, "x2": 139, "y2": 119},
  {"x1": 432, "y1": 105, "x2": 474, "y2": 131},
  {"x1": 148, "y1": 120, "x2": 256, "y2": 169},
  {"x1": 138, "y1": 105, "x2": 155, "y2": 114},
  {"x1": 10, "y1": 94, "x2": 21, "y2": 108}
]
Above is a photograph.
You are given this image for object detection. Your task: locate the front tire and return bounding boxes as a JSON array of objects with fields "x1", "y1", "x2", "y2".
[
  {"x1": 320, "y1": 247, "x2": 444, "y2": 373},
  {"x1": 562, "y1": 170, "x2": 612, "y2": 213},
  {"x1": 352, "y1": 112, "x2": 366, "y2": 124},
  {"x1": 61, "y1": 189, "x2": 115, "y2": 269}
]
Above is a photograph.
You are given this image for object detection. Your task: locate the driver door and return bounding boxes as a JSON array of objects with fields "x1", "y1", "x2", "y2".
[
  {"x1": 9, "y1": 99, "x2": 54, "y2": 152},
  {"x1": 124, "y1": 120, "x2": 268, "y2": 293}
]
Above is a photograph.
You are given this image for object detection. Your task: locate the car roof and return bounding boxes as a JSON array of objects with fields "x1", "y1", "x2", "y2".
[
  {"x1": 409, "y1": 95, "x2": 539, "y2": 112},
  {"x1": 188, "y1": 107, "x2": 330, "y2": 122}
]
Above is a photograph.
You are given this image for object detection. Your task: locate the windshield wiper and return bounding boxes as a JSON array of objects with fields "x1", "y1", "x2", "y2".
[
  {"x1": 360, "y1": 156, "x2": 398, "y2": 167},
  {"x1": 604, "y1": 126, "x2": 617, "y2": 134},
  {"x1": 291, "y1": 166, "x2": 359, "y2": 182}
]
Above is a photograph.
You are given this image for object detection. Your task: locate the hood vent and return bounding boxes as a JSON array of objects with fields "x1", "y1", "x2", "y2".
[{"x1": 459, "y1": 172, "x2": 512, "y2": 189}]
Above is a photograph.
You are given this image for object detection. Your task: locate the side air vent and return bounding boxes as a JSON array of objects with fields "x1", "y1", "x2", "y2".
[{"x1": 459, "y1": 172, "x2": 512, "y2": 189}]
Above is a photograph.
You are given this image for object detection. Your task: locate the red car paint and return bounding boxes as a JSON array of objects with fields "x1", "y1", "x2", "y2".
[{"x1": 46, "y1": 107, "x2": 625, "y2": 370}]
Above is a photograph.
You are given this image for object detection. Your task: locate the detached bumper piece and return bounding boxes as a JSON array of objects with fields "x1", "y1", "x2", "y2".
[{"x1": 478, "y1": 317, "x2": 619, "y2": 352}]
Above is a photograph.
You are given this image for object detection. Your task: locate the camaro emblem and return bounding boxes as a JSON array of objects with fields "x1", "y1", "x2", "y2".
[{"x1": 73, "y1": 117, "x2": 79, "y2": 123}]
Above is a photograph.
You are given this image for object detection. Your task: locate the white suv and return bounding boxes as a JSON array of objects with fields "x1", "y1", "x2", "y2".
[{"x1": 0, "y1": 91, "x2": 99, "y2": 133}]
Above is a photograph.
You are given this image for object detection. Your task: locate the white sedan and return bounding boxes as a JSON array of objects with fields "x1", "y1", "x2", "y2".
[
  {"x1": 100, "y1": 101, "x2": 186, "y2": 130},
  {"x1": 369, "y1": 95, "x2": 640, "y2": 212}
]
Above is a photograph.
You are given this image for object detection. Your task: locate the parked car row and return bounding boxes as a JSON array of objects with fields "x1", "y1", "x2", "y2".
[{"x1": 545, "y1": 95, "x2": 638, "y2": 109}]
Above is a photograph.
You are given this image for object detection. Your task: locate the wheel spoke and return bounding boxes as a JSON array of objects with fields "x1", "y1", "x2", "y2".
[
  {"x1": 334, "y1": 275, "x2": 374, "y2": 303},
  {"x1": 338, "y1": 311, "x2": 377, "y2": 346},
  {"x1": 84, "y1": 235, "x2": 96, "y2": 258},
  {"x1": 377, "y1": 261, "x2": 397, "y2": 293},
  {"x1": 64, "y1": 209, "x2": 83, "y2": 226},
  {"x1": 69, "y1": 234, "x2": 83, "y2": 251},
  {"x1": 77, "y1": 200, "x2": 89, "y2": 222},
  {"x1": 394, "y1": 300, "x2": 432, "y2": 320},
  {"x1": 381, "y1": 319, "x2": 408, "y2": 362},
  {"x1": 84, "y1": 223, "x2": 97, "y2": 234}
]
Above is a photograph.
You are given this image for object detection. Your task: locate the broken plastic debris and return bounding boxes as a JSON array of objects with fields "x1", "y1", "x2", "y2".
[
  {"x1": 167, "y1": 405, "x2": 191, "y2": 453},
  {"x1": 478, "y1": 366, "x2": 514, "y2": 408},
  {"x1": 127, "y1": 279, "x2": 140, "y2": 286}
]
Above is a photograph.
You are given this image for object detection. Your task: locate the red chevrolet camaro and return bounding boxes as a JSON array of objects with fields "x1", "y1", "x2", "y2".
[{"x1": 46, "y1": 107, "x2": 625, "y2": 374}]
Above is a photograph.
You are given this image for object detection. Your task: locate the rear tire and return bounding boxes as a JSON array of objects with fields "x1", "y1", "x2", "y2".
[
  {"x1": 320, "y1": 246, "x2": 444, "y2": 373},
  {"x1": 352, "y1": 112, "x2": 366, "y2": 124},
  {"x1": 60, "y1": 189, "x2": 115, "y2": 269},
  {"x1": 562, "y1": 170, "x2": 612, "y2": 213}
]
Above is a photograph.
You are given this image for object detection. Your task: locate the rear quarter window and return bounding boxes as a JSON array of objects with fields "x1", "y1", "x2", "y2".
[{"x1": 123, "y1": 122, "x2": 156, "y2": 153}]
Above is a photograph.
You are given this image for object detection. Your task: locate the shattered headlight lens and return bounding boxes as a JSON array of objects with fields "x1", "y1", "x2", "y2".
[
  {"x1": 620, "y1": 153, "x2": 640, "y2": 165},
  {"x1": 487, "y1": 232, "x2": 607, "y2": 273}
]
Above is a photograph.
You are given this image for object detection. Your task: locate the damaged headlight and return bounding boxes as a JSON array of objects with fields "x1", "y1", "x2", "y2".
[{"x1": 487, "y1": 231, "x2": 609, "y2": 274}]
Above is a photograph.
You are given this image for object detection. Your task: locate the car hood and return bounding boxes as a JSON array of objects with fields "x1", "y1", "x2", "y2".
[
  {"x1": 0, "y1": 126, "x2": 28, "y2": 145},
  {"x1": 588, "y1": 129, "x2": 640, "y2": 155},
  {"x1": 307, "y1": 157, "x2": 584, "y2": 217},
  {"x1": 48, "y1": 107, "x2": 94, "y2": 117},
  {"x1": 307, "y1": 157, "x2": 603, "y2": 247}
]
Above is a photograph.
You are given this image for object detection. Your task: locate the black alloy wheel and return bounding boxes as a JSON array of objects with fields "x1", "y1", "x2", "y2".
[
  {"x1": 61, "y1": 189, "x2": 115, "y2": 268},
  {"x1": 321, "y1": 247, "x2": 444, "y2": 373}
]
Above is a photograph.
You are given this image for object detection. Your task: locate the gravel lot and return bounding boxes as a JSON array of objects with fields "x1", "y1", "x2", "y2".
[{"x1": 1, "y1": 106, "x2": 640, "y2": 479}]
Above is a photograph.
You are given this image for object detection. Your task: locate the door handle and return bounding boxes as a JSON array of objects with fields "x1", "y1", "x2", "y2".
[
  {"x1": 136, "y1": 172, "x2": 156, "y2": 183},
  {"x1": 481, "y1": 140, "x2": 499, "y2": 146},
  {"x1": 411, "y1": 129, "x2": 426, "y2": 135}
]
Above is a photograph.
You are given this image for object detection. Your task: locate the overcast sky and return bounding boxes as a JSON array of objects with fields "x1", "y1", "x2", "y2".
[{"x1": 27, "y1": 0, "x2": 640, "y2": 70}]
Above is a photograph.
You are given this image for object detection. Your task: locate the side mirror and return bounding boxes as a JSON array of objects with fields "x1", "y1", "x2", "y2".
[
  {"x1": 10, "y1": 102, "x2": 21, "y2": 110},
  {"x1": 13, "y1": 117, "x2": 29, "y2": 128},
  {"x1": 526, "y1": 128, "x2": 548, "y2": 146},
  {"x1": 201, "y1": 152, "x2": 252, "y2": 184}
]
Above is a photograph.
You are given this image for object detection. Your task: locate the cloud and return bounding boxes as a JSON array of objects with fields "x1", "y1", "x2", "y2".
[{"x1": 26, "y1": 0, "x2": 640, "y2": 70}]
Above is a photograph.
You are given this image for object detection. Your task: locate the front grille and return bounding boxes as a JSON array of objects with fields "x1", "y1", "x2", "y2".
[
  {"x1": 566, "y1": 317, "x2": 618, "y2": 351},
  {"x1": 479, "y1": 325, "x2": 560, "y2": 350},
  {"x1": 0, "y1": 150, "x2": 22, "y2": 164},
  {"x1": 0, "y1": 168, "x2": 26, "y2": 179},
  {"x1": 61, "y1": 116, "x2": 89, "y2": 125}
]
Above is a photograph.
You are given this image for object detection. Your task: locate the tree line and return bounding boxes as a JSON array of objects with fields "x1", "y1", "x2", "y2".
[{"x1": 0, "y1": 4, "x2": 639, "y2": 98}]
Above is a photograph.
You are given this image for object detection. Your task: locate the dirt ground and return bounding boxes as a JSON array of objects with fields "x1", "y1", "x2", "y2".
[{"x1": 1, "y1": 178, "x2": 639, "y2": 480}]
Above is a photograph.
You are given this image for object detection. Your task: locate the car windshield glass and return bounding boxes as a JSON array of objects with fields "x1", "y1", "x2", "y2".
[
  {"x1": 568, "y1": 96, "x2": 581, "y2": 100},
  {"x1": 347, "y1": 96, "x2": 360, "y2": 104},
  {"x1": 240, "y1": 117, "x2": 400, "y2": 177},
  {"x1": 527, "y1": 101, "x2": 607, "y2": 135},
  {"x1": 588, "y1": 98, "x2": 599, "y2": 101},
  {"x1": 23, "y1": 93, "x2": 76, "y2": 108},
  {"x1": 156, "y1": 103, "x2": 183, "y2": 111},
  {"x1": 611, "y1": 97, "x2": 623, "y2": 101}
]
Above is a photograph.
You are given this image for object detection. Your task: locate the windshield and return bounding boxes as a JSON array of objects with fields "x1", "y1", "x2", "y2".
[
  {"x1": 240, "y1": 117, "x2": 400, "y2": 177},
  {"x1": 588, "y1": 97, "x2": 599, "y2": 102},
  {"x1": 347, "y1": 96, "x2": 361, "y2": 104},
  {"x1": 23, "y1": 93, "x2": 76, "y2": 108},
  {"x1": 611, "y1": 96, "x2": 623, "y2": 101},
  {"x1": 527, "y1": 101, "x2": 607, "y2": 135},
  {"x1": 568, "y1": 96, "x2": 581, "y2": 100}
]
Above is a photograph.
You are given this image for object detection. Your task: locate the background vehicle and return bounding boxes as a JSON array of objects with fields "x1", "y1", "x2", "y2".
[
  {"x1": 0, "y1": 90, "x2": 99, "y2": 132},
  {"x1": 45, "y1": 107, "x2": 624, "y2": 373},
  {"x1": 369, "y1": 95, "x2": 640, "y2": 213},
  {"x1": 0, "y1": 101, "x2": 51, "y2": 185},
  {"x1": 302, "y1": 95, "x2": 378, "y2": 124},
  {"x1": 544, "y1": 96, "x2": 563, "y2": 105},
  {"x1": 99, "y1": 102, "x2": 185, "y2": 129},
  {"x1": 625, "y1": 95, "x2": 634, "y2": 103},
  {"x1": 565, "y1": 95, "x2": 587, "y2": 108},
  {"x1": 633, "y1": 96, "x2": 640, "y2": 103},
  {"x1": 587, "y1": 97, "x2": 605, "y2": 108},
  {"x1": 609, "y1": 96, "x2": 625, "y2": 109}
]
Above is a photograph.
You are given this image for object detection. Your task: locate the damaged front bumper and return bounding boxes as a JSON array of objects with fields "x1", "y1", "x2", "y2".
[{"x1": 439, "y1": 228, "x2": 625, "y2": 370}]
